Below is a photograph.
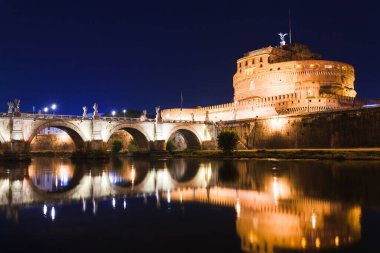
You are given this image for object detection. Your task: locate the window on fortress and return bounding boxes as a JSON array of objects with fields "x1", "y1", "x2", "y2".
[
  {"x1": 260, "y1": 57, "x2": 263, "y2": 62},
  {"x1": 252, "y1": 59, "x2": 255, "y2": 64},
  {"x1": 260, "y1": 64, "x2": 263, "y2": 68},
  {"x1": 245, "y1": 61, "x2": 248, "y2": 66},
  {"x1": 277, "y1": 67, "x2": 281, "y2": 70}
]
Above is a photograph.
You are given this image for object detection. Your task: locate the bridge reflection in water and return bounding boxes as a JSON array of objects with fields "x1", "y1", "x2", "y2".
[{"x1": 0, "y1": 158, "x2": 370, "y2": 252}]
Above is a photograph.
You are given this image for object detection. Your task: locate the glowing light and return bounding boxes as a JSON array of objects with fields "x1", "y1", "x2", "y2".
[
  {"x1": 311, "y1": 211, "x2": 317, "y2": 229},
  {"x1": 334, "y1": 236, "x2": 339, "y2": 247},
  {"x1": 167, "y1": 189, "x2": 171, "y2": 203},
  {"x1": 43, "y1": 204, "x2": 47, "y2": 215},
  {"x1": 235, "y1": 199, "x2": 241, "y2": 217},
  {"x1": 206, "y1": 167, "x2": 212, "y2": 183},
  {"x1": 112, "y1": 197, "x2": 116, "y2": 209},
  {"x1": 180, "y1": 191, "x2": 183, "y2": 203},
  {"x1": 44, "y1": 107, "x2": 49, "y2": 113},
  {"x1": 51, "y1": 207, "x2": 56, "y2": 221},
  {"x1": 92, "y1": 199, "x2": 97, "y2": 215},
  {"x1": 273, "y1": 176, "x2": 279, "y2": 204},
  {"x1": 111, "y1": 110, "x2": 116, "y2": 116},
  {"x1": 123, "y1": 199, "x2": 127, "y2": 210},
  {"x1": 301, "y1": 237, "x2": 307, "y2": 248},
  {"x1": 123, "y1": 109, "x2": 126, "y2": 113},
  {"x1": 51, "y1": 104, "x2": 57, "y2": 110},
  {"x1": 315, "y1": 237, "x2": 321, "y2": 248},
  {"x1": 59, "y1": 165, "x2": 69, "y2": 187},
  {"x1": 82, "y1": 198, "x2": 86, "y2": 212},
  {"x1": 131, "y1": 168, "x2": 136, "y2": 186},
  {"x1": 269, "y1": 118, "x2": 286, "y2": 131}
]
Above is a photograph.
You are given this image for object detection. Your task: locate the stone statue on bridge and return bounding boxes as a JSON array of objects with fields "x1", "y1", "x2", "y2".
[
  {"x1": 93, "y1": 103, "x2": 99, "y2": 119},
  {"x1": 14, "y1": 99, "x2": 21, "y2": 117},
  {"x1": 141, "y1": 110, "x2": 147, "y2": 121},
  {"x1": 7, "y1": 102, "x2": 14, "y2": 114},
  {"x1": 155, "y1": 106, "x2": 162, "y2": 123},
  {"x1": 191, "y1": 113, "x2": 195, "y2": 122},
  {"x1": 82, "y1": 106, "x2": 87, "y2": 119}
]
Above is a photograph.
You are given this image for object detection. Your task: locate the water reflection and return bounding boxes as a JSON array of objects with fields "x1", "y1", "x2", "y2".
[
  {"x1": 28, "y1": 158, "x2": 75, "y2": 191},
  {"x1": 1, "y1": 158, "x2": 380, "y2": 252}
]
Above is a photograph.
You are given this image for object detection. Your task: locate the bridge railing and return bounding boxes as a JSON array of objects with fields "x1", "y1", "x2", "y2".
[
  {"x1": 0, "y1": 113, "x2": 211, "y2": 124},
  {"x1": 14, "y1": 113, "x2": 157, "y2": 122}
]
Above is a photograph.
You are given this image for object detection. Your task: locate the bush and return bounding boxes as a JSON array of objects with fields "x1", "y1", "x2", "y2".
[
  {"x1": 218, "y1": 161, "x2": 239, "y2": 183},
  {"x1": 111, "y1": 140, "x2": 123, "y2": 154},
  {"x1": 217, "y1": 130, "x2": 239, "y2": 152},
  {"x1": 128, "y1": 139, "x2": 138, "y2": 152},
  {"x1": 166, "y1": 140, "x2": 176, "y2": 152}
]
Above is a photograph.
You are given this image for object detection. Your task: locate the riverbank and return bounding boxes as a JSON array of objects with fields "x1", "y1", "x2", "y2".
[
  {"x1": 3, "y1": 149, "x2": 380, "y2": 161},
  {"x1": 172, "y1": 149, "x2": 380, "y2": 160}
]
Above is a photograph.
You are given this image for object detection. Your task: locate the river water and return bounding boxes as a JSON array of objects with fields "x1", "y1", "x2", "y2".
[{"x1": 0, "y1": 157, "x2": 379, "y2": 252}]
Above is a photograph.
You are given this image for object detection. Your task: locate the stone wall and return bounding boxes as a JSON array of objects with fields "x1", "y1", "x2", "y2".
[
  {"x1": 30, "y1": 134, "x2": 75, "y2": 152},
  {"x1": 106, "y1": 130, "x2": 133, "y2": 151},
  {"x1": 220, "y1": 107, "x2": 380, "y2": 149}
]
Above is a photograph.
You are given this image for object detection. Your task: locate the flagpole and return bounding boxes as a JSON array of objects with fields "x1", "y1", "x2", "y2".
[
  {"x1": 180, "y1": 91, "x2": 183, "y2": 121},
  {"x1": 180, "y1": 91, "x2": 183, "y2": 111}
]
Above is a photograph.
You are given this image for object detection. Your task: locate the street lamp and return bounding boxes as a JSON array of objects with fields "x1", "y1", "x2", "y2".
[
  {"x1": 44, "y1": 107, "x2": 49, "y2": 114},
  {"x1": 123, "y1": 109, "x2": 126, "y2": 119},
  {"x1": 51, "y1": 104, "x2": 57, "y2": 115},
  {"x1": 112, "y1": 110, "x2": 116, "y2": 117}
]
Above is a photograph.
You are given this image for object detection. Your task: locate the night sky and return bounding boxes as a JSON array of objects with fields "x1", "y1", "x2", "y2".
[{"x1": 0, "y1": 0, "x2": 379, "y2": 115}]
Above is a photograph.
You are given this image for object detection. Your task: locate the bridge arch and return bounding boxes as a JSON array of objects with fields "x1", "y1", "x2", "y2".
[
  {"x1": 106, "y1": 124, "x2": 151, "y2": 151},
  {"x1": 167, "y1": 125, "x2": 202, "y2": 150},
  {"x1": 28, "y1": 120, "x2": 87, "y2": 152},
  {"x1": 0, "y1": 133, "x2": 5, "y2": 144}
]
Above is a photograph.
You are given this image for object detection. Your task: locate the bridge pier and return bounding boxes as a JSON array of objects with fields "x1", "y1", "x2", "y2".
[
  {"x1": 201, "y1": 140, "x2": 217, "y2": 150},
  {"x1": 87, "y1": 140, "x2": 106, "y2": 152},
  {"x1": 150, "y1": 140, "x2": 166, "y2": 152},
  {"x1": 71, "y1": 140, "x2": 109, "y2": 160},
  {"x1": 2, "y1": 140, "x2": 31, "y2": 161}
]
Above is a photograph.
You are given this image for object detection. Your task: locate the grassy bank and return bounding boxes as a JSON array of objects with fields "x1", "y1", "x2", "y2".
[{"x1": 172, "y1": 149, "x2": 380, "y2": 160}]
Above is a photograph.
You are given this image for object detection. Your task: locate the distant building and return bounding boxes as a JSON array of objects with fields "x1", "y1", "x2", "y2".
[{"x1": 162, "y1": 43, "x2": 357, "y2": 122}]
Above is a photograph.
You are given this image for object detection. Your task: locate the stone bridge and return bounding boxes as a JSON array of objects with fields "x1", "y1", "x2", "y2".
[{"x1": 0, "y1": 110, "x2": 216, "y2": 155}]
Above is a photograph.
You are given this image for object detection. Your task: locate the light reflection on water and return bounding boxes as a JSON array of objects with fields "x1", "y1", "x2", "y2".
[{"x1": 0, "y1": 157, "x2": 380, "y2": 252}]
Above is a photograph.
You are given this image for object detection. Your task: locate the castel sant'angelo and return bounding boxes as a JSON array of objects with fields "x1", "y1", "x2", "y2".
[{"x1": 162, "y1": 37, "x2": 357, "y2": 122}]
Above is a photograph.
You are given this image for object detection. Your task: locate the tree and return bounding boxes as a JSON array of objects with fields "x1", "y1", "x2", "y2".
[
  {"x1": 112, "y1": 140, "x2": 123, "y2": 154},
  {"x1": 166, "y1": 140, "x2": 176, "y2": 152},
  {"x1": 217, "y1": 130, "x2": 239, "y2": 152},
  {"x1": 128, "y1": 139, "x2": 138, "y2": 152}
]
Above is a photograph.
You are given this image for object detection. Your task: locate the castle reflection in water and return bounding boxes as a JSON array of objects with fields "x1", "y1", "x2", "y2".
[{"x1": 1, "y1": 157, "x2": 378, "y2": 252}]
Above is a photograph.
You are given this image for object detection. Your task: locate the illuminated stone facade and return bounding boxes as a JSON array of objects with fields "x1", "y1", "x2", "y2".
[{"x1": 162, "y1": 44, "x2": 357, "y2": 122}]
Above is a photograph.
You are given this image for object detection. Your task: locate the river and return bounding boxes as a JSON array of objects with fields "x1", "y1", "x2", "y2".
[{"x1": 0, "y1": 157, "x2": 379, "y2": 252}]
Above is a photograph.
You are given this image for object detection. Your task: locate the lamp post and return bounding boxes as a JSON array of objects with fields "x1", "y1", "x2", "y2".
[
  {"x1": 112, "y1": 110, "x2": 116, "y2": 118},
  {"x1": 51, "y1": 104, "x2": 57, "y2": 115},
  {"x1": 44, "y1": 107, "x2": 49, "y2": 115},
  {"x1": 123, "y1": 109, "x2": 126, "y2": 119}
]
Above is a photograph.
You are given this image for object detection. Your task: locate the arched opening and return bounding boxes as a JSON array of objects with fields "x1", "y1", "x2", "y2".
[
  {"x1": 168, "y1": 159, "x2": 200, "y2": 182},
  {"x1": 168, "y1": 129, "x2": 201, "y2": 151},
  {"x1": 28, "y1": 157, "x2": 83, "y2": 193},
  {"x1": 108, "y1": 157, "x2": 150, "y2": 187},
  {"x1": 29, "y1": 124, "x2": 86, "y2": 153},
  {"x1": 107, "y1": 127, "x2": 149, "y2": 152}
]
